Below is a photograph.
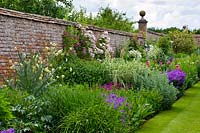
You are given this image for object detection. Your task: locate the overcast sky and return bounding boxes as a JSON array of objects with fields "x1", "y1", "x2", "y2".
[{"x1": 73, "y1": 0, "x2": 200, "y2": 30}]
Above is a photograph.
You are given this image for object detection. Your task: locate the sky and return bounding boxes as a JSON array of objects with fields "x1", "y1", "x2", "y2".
[{"x1": 72, "y1": 0, "x2": 200, "y2": 30}]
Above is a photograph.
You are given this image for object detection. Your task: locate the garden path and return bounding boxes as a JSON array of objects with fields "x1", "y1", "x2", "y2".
[{"x1": 136, "y1": 82, "x2": 200, "y2": 133}]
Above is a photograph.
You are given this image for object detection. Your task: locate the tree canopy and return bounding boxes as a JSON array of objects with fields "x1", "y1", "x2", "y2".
[
  {"x1": 0, "y1": 0, "x2": 73, "y2": 19},
  {"x1": 66, "y1": 7, "x2": 136, "y2": 33}
]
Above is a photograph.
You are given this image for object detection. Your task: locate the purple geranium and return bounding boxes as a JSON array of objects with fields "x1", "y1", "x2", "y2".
[{"x1": 167, "y1": 69, "x2": 186, "y2": 87}]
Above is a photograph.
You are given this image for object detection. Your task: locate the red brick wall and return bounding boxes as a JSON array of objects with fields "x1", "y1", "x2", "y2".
[
  {"x1": 193, "y1": 35, "x2": 200, "y2": 46},
  {"x1": 0, "y1": 8, "x2": 140, "y2": 84}
]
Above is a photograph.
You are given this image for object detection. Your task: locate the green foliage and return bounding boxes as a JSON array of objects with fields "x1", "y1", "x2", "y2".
[
  {"x1": 192, "y1": 28, "x2": 200, "y2": 34},
  {"x1": 148, "y1": 27, "x2": 182, "y2": 34},
  {"x1": 168, "y1": 30, "x2": 197, "y2": 54},
  {"x1": 156, "y1": 35, "x2": 174, "y2": 56},
  {"x1": 10, "y1": 95, "x2": 52, "y2": 132},
  {"x1": 57, "y1": 104, "x2": 123, "y2": 133},
  {"x1": 103, "y1": 59, "x2": 177, "y2": 110},
  {"x1": 0, "y1": 0, "x2": 73, "y2": 19},
  {"x1": 6, "y1": 52, "x2": 56, "y2": 97},
  {"x1": 50, "y1": 85, "x2": 156, "y2": 132},
  {"x1": 66, "y1": 7, "x2": 135, "y2": 32},
  {"x1": 54, "y1": 55, "x2": 111, "y2": 86},
  {"x1": 170, "y1": 55, "x2": 199, "y2": 89},
  {"x1": 43, "y1": 85, "x2": 110, "y2": 131},
  {"x1": 63, "y1": 25, "x2": 113, "y2": 60},
  {"x1": 120, "y1": 38, "x2": 144, "y2": 61},
  {"x1": 1, "y1": 88, "x2": 51, "y2": 132},
  {"x1": 0, "y1": 89, "x2": 14, "y2": 129}
]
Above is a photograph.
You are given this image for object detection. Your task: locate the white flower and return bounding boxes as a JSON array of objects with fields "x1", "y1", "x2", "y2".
[
  {"x1": 52, "y1": 68, "x2": 55, "y2": 72},
  {"x1": 69, "y1": 67, "x2": 73, "y2": 72},
  {"x1": 61, "y1": 75, "x2": 65, "y2": 78},
  {"x1": 50, "y1": 42, "x2": 57, "y2": 47},
  {"x1": 39, "y1": 76, "x2": 43, "y2": 80},
  {"x1": 76, "y1": 23, "x2": 82, "y2": 28},
  {"x1": 103, "y1": 31, "x2": 109, "y2": 35}
]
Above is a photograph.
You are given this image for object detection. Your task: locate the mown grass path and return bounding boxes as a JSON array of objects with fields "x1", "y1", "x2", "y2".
[{"x1": 136, "y1": 82, "x2": 200, "y2": 133}]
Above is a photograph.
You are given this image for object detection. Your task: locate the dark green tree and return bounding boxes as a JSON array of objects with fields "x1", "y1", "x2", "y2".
[
  {"x1": 0, "y1": 0, "x2": 73, "y2": 19},
  {"x1": 95, "y1": 7, "x2": 135, "y2": 32},
  {"x1": 66, "y1": 7, "x2": 136, "y2": 32}
]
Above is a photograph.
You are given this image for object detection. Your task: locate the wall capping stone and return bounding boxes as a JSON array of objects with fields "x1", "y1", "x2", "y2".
[{"x1": 0, "y1": 8, "x2": 135, "y2": 37}]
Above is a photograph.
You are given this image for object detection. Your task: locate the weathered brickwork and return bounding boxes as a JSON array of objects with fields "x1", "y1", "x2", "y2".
[
  {"x1": 193, "y1": 35, "x2": 200, "y2": 46},
  {"x1": 0, "y1": 8, "x2": 139, "y2": 84}
]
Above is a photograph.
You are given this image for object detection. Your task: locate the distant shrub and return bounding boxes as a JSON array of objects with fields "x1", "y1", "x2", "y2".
[{"x1": 168, "y1": 30, "x2": 197, "y2": 54}]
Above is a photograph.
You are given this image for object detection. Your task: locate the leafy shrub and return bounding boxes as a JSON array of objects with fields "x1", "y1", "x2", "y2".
[
  {"x1": 63, "y1": 25, "x2": 113, "y2": 60},
  {"x1": 5, "y1": 45, "x2": 61, "y2": 97},
  {"x1": 156, "y1": 35, "x2": 173, "y2": 56},
  {"x1": 42, "y1": 85, "x2": 105, "y2": 129},
  {"x1": 103, "y1": 59, "x2": 177, "y2": 110},
  {"x1": 170, "y1": 55, "x2": 198, "y2": 89},
  {"x1": 56, "y1": 88, "x2": 156, "y2": 132},
  {"x1": 120, "y1": 38, "x2": 144, "y2": 61},
  {"x1": 54, "y1": 55, "x2": 111, "y2": 86},
  {"x1": 0, "y1": 90, "x2": 14, "y2": 129},
  {"x1": 57, "y1": 103, "x2": 123, "y2": 133},
  {"x1": 11, "y1": 95, "x2": 52, "y2": 132},
  {"x1": 1, "y1": 88, "x2": 51, "y2": 132},
  {"x1": 168, "y1": 30, "x2": 197, "y2": 54},
  {"x1": 67, "y1": 7, "x2": 136, "y2": 32}
]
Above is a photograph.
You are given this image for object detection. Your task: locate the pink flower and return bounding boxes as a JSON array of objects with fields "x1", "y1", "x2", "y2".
[
  {"x1": 176, "y1": 64, "x2": 181, "y2": 70},
  {"x1": 159, "y1": 61, "x2": 163, "y2": 65},
  {"x1": 146, "y1": 61, "x2": 150, "y2": 67},
  {"x1": 167, "y1": 60, "x2": 171, "y2": 65}
]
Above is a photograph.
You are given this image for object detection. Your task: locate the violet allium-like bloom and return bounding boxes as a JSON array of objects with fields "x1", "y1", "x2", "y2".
[
  {"x1": 0, "y1": 128, "x2": 15, "y2": 133},
  {"x1": 106, "y1": 93, "x2": 125, "y2": 109},
  {"x1": 167, "y1": 69, "x2": 186, "y2": 86}
]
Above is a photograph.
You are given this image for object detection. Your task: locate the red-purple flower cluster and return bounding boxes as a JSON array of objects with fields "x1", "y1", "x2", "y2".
[
  {"x1": 167, "y1": 69, "x2": 186, "y2": 87},
  {"x1": 100, "y1": 82, "x2": 122, "y2": 91},
  {"x1": 0, "y1": 128, "x2": 15, "y2": 133}
]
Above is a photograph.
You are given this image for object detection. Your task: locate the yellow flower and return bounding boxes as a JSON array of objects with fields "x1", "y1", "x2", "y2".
[{"x1": 44, "y1": 67, "x2": 51, "y2": 73}]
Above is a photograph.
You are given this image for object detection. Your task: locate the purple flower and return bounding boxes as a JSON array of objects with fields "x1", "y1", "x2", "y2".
[
  {"x1": 82, "y1": 47, "x2": 86, "y2": 54},
  {"x1": 120, "y1": 110, "x2": 125, "y2": 113},
  {"x1": 106, "y1": 93, "x2": 125, "y2": 109},
  {"x1": 76, "y1": 43, "x2": 81, "y2": 47},
  {"x1": 100, "y1": 82, "x2": 123, "y2": 91},
  {"x1": 167, "y1": 69, "x2": 186, "y2": 87},
  {"x1": 0, "y1": 128, "x2": 15, "y2": 133}
]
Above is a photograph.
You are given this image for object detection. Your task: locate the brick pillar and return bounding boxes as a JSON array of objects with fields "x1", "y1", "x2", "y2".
[{"x1": 138, "y1": 10, "x2": 148, "y2": 38}]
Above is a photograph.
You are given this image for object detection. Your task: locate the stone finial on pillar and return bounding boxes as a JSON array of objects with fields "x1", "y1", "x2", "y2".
[{"x1": 138, "y1": 10, "x2": 148, "y2": 37}]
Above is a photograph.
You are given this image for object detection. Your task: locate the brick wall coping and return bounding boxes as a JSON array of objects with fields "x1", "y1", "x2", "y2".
[
  {"x1": 193, "y1": 34, "x2": 200, "y2": 37},
  {"x1": 147, "y1": 30, "x2": 164, "y2": 36},
  {"x1": 0, "y1": 8, "x2": 135, "y2": 37}
]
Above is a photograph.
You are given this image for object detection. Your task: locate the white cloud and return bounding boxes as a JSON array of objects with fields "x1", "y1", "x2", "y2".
[{"x1": 73, "y1": 0, "x2": 200, "y2": 30}]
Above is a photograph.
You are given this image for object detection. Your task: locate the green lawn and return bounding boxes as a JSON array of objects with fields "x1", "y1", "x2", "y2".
[{"x1": 136, "y1": 82, "x2": 200, "y2": 133}]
